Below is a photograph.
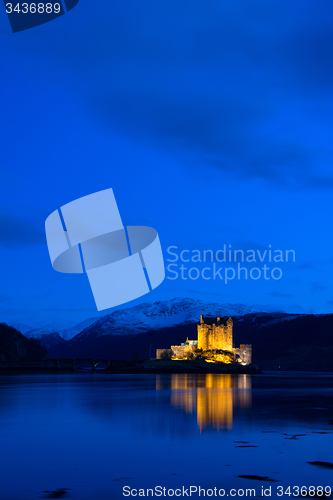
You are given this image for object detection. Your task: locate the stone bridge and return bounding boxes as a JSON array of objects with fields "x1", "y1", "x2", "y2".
[{"x1": 57, "y1": 359, "x2": 111, "y2": 371}]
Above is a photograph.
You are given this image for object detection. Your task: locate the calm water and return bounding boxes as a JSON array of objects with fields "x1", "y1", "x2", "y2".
[{"x1": 0, "y1": 372, "x2": 333, "y2": 499}]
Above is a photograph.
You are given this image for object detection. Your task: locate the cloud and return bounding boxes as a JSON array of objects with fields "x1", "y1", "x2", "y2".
[
  {"x1": 267, "y1": 291, "x2": 293, "y2": 298},
  {"x1": 234, "y1": 240, "x2": 270, "y2": 252},
  {"x1": 0, "y1": 212, "x2": 44, "y2": 247},
  {"x1": 310, "y1": 282, "x2": 326, "y2": 292},
  {"x1": 91, "y1": 87, "x2": 321, "y2": 188},
  {"x1": 5, "y1": 0, "x2": 333, "y2": 188},
  {"x1": 80, "y1": 1, "x2": 333, "y2": 188},
  {"x1": 297, "y1": 262, "x2": 316, "y2": 270}
]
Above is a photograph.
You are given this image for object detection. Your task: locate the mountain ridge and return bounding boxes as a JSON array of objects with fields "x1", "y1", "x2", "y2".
[
  {"x1": 70, "y1": 297, "x2": 258, "y2": 342},
  {"x1": 22, "y1": 325, "x2": 66, "y2": 351},
  {"x1": 6, "y1": 298, "x2": 333, "y2": 371}
]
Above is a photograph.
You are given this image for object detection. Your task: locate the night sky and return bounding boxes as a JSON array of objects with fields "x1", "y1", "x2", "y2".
[{"x1": 1, "y1": 0, "x2": 333, "y2": 329}]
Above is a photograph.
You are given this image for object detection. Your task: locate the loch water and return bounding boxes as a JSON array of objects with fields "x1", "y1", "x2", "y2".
[{"x1": 0, "y1": 372, "x2": 332, "y2": 499}]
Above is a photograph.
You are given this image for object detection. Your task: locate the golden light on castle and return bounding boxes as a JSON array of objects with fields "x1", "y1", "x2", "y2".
[{"x1": 156, "y1": 315, "x2": 252, "y2": 365}]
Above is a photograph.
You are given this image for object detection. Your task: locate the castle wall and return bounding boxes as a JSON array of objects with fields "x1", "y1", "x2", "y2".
[
  {"x1": 156, "y1": 349, "x2": 173, "y2": 360},
  {"x1": 171, "y1": 343, "x2": 197, "y2": 358},
  {"x1": 171, "y1": 345, "x2": 187, "y2": 358},
  {"x1": 233, "y1": 344, "x2": 252, "y2": 364}
]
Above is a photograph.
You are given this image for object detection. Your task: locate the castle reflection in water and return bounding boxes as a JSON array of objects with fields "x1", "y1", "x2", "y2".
[{"x1": 156, "y1": 374, "x2": 252, "y2": 431}]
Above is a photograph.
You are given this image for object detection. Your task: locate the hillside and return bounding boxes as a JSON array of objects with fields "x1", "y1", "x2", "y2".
[
  {"x1": 0, "y1": 323, "x2": 48, "y2": 361},
  {"x1": 8, "y1": 298, "x2": 333, "y2": 371},
  {"x1": 23, "y1": 326, "x2": 66, "y2": 351},
  {"x1": 49, "y1": 310, "x2": 333, "y2": 372}
]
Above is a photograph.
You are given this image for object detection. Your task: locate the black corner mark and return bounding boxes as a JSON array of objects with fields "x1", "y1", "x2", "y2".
[{"x1": 3, "y1": 0, "x2": 80, "y2": 33}]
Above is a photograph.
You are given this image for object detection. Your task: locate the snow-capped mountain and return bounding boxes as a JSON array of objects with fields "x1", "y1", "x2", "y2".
[
  {"x1": 45, "y1": 297, "x2": 259, "y2": 359},
  {"x1": 59, "y1": 317, "x2": 99, "y2": 341},
  {"x1": 72, "y1": 297, "x2": 257, "y2": 342},
  {"x1": 10, "y1": 323, "x2": 35, "y2": 335},
  {"x1": 23, "y1": 325, "x2": 66, "y2": 350}
]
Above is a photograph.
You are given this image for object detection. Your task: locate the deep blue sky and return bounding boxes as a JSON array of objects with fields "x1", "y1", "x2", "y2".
[{"x1": 1, "y1": 0, "x2": 333, "y2": 329}]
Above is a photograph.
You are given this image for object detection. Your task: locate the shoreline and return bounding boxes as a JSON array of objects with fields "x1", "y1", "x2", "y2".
[{"x1": 0, "y1": 358, "x2": 262, "y2": 374}]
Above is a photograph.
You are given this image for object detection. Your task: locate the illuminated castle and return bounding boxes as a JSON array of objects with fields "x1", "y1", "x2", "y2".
[
  {"x1": 156, "y1": 316, "x2": 252, "y2": 365},
  {"x1": 198, "y1": 315, "x2": 233, "y2": 351}
]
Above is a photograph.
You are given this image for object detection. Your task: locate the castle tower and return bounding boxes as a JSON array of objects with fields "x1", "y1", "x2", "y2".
[
  {"x1": 197, "y1": 316, "x2": 233, "y2": 351},
  {"x1": 197, "y1": 316, "x2": 209, "y2": 350},
  {"x1": 224, "y1": 317, "x2": 233, "y2": 351}
]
